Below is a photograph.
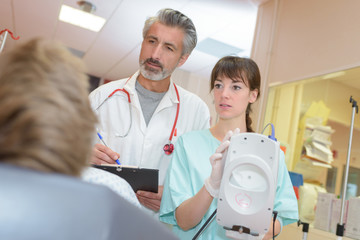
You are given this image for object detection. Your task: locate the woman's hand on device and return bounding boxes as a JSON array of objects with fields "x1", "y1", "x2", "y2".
[{"x1": 205, "y1": 128, "x2": 240, "y2": 198}]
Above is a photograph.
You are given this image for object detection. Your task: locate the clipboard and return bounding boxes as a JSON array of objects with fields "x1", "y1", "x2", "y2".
[{"x1": 92, "y1": 164, "x2": 158, "y2": 193}]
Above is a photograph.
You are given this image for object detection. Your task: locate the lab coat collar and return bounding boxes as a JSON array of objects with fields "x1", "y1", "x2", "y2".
[
  {"x1": 123, "y1": 71, "x2": 139, "y2": 96},
  {"x1": 126, "y1": 70, "x2": 179, "y2": 105},
  {"x1": 125, "y1": 71, "x2": 180, "y2": 134},
  {"x1": 168, "y1": 77, "x2": 180, "y2": 104},
  {"x1": 152, "y1": 78, "x2": 179, "y2": 116}
]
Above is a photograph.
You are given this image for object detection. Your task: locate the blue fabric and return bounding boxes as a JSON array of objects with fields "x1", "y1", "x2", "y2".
[
  {"x1": 160, "y1": 129, "x2": 299, "y2": 240},
  {"x1": 289, "y1": 171, "x2": 304, "y2": 187}
]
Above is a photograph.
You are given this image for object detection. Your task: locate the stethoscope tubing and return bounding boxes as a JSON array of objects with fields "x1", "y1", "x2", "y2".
[
  {"x1": 95, "y1": 80, "x2": 179, "y2": 154},
  {"x1": 95, "y1": 88, "x2": 132, "y2": 138}
]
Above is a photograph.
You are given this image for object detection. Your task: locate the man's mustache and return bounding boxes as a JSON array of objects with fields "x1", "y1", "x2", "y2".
[{"x1": 145, "y1": 58, "x2": 163, "y2": 69}]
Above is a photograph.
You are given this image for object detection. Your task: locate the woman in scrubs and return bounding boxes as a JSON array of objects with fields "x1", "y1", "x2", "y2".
[{"x1": 159, "y1": 56, "x2": 298, "y2": 240}]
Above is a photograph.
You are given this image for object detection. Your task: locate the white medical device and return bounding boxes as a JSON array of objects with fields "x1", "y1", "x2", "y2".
[{"x1": 216, "y1": 132, "x2": 279, "y2": 239}]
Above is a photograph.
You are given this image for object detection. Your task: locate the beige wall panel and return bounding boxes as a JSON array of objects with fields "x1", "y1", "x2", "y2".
[
  {"x1": 254, "y1": 0, "x2": 360, "y2": 128},
  {"x1": 270, "y1": 0, "x2": 360, "y2": 84}
]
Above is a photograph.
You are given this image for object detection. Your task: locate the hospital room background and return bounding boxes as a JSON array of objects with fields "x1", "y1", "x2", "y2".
[{"x1": 1, "y1": 0, "x2": 360, "y2": 239}]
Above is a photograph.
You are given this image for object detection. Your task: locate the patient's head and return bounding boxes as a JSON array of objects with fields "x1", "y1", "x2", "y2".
[{"x1": 0, "y1": 38, "x2": 97, "y2": 176}]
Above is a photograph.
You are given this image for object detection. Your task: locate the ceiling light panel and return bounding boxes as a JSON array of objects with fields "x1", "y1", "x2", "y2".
[{"x1": 59, "y1": 5, "x2": 106, "y2": 32}]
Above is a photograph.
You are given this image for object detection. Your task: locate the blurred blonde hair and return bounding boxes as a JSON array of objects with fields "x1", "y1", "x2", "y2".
[{"x1": 0, "y1": 38, "x2": 97, "y2": 176}]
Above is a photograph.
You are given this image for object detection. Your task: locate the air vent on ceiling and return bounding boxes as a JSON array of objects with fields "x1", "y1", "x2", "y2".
[{"x1": 68, "y1": 47, "x2": 85, "y2": 58}]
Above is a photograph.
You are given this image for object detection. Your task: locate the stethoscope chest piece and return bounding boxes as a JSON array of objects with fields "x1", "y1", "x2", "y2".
[{"x1": 163, "y1": 143, "x2": 174, "y2": 155}]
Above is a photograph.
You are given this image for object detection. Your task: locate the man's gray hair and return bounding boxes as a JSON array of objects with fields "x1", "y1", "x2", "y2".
[{"x1": 142, "y1": 8, "x2": 197, "y2": 56}]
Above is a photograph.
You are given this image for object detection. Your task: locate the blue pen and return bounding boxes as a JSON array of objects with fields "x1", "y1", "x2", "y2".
[{"x1": 97, "y1": 132, "x2": 121, "y2": 165}]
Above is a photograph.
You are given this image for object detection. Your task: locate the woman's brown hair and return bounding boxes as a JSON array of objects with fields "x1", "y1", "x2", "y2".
[{"x1": 210, "y1": 56, "x2": 261, "y2": 132}]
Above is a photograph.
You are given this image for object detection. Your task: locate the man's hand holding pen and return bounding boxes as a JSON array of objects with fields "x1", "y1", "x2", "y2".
[
  {"x1": 91, "y1": 133, "x2": 121, "y2": 165},
  {"x1": 91, "y1": 143, "x2": 121, "y2": 165}
]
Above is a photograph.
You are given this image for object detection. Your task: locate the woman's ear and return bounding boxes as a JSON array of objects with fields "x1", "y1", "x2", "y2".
[{"x1": 249, "y1": 89, "x2": 258, "y2": 103}]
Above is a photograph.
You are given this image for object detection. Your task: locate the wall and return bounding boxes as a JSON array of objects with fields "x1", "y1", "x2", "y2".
[
  {"x1": 252, "y1": 0, "x2": 360, "y2": 131},
  {"x1": 263, "y1": 82, "x2": 303, "y2": 169},
  {"x1": 264, "y1": 77, "x2": 360, "y2": 191},
  {"x1": 251, "y1": 1, "x2": 360, "y2": 237},
  {"x1": 172, "y1": 69, "x2": 217, "y2": 126},
  {"x1": 266, "y1": 0, "x2": 360, "y2": 84},
  {"x1": 302, "y1": 80, "x2": 360, "y2": 129},
  {"x1": 328, "y1": 120, "x2": 360, "y2": 196}
]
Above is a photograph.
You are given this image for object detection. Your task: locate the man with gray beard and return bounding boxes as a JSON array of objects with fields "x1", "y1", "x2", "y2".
[{"x1": 89, "y1": 8, "x2": 210, "y2": 215}]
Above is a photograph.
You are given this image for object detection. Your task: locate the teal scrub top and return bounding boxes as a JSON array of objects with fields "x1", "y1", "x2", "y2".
[{"x1": 159, "y1": 129, "x2": 299, "y2": 240}]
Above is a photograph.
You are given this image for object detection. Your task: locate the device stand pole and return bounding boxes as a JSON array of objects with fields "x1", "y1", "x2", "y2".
[
  {"x1": 297, "y1": 220, "x2": 309, "y2": 240},
  {"x1": 336, "y1": 96, "x2": 358, "y2": 240},
  {"x1": 0, "y1": 31, "x2": 9, "y2": 54}
]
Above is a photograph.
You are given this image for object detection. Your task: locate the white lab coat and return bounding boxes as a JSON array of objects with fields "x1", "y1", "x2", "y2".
[{"x1": 89, "y1": 70, "x2": 210, "y2": 185}]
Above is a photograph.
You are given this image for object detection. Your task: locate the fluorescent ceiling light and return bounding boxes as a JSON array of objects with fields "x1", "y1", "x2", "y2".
[{"x1": 59, "y1": 5, "x2": 105, "y2": 32}]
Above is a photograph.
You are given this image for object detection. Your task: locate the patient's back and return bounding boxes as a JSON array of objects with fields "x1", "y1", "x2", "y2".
[{"x1": 0, "y1": 163, "x2": 177, "y2": 240}]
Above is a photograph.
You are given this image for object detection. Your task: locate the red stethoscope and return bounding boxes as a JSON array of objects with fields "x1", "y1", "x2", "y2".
[
  {"x1": 163, "y1": 83, "x2": 180, "y2": 155},
  {"x1": 96, "y1": 79, "x2": 180, "y2": 155}
]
